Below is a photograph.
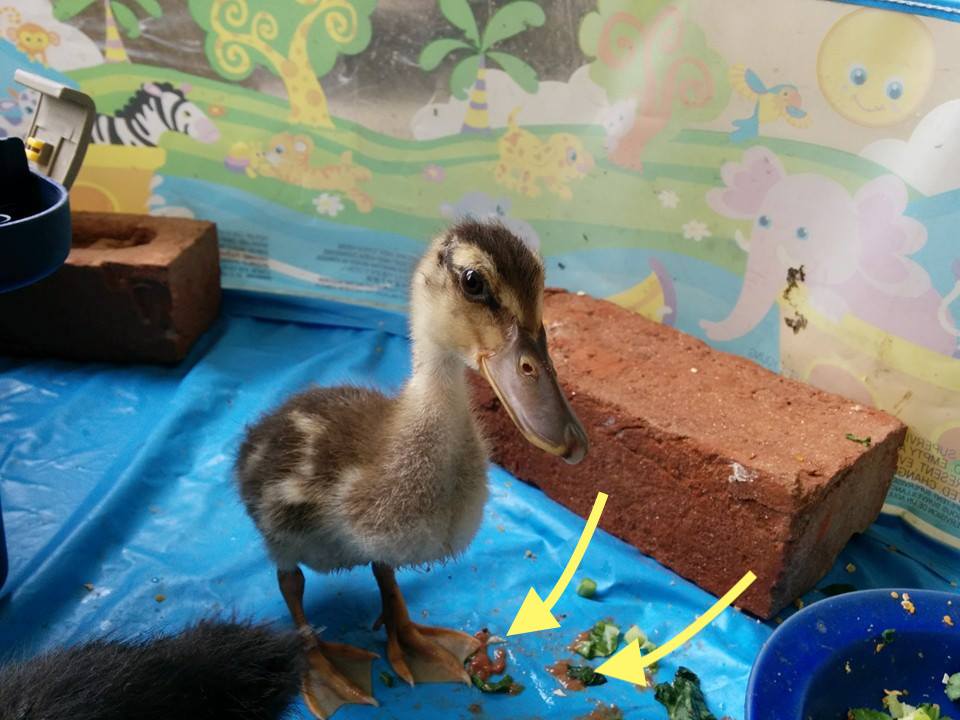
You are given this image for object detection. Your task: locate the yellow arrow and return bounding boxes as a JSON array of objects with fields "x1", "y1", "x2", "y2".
[
  {"x1": 596, "y1": 570, "x2": 757, "y2": 687},
  {"x1": 507, "y1": 491, "x2": 608, "y2": 636}
]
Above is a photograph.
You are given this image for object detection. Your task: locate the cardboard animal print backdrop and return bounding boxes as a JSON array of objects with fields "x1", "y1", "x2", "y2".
[{"x1": 2, "y1": 0, "x2": 959, "y2": 546}]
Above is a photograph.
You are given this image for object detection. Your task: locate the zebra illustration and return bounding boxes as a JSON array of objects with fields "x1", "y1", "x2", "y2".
[{"x1": 92, "y1": 81, "x2": 220, "y2": 147}]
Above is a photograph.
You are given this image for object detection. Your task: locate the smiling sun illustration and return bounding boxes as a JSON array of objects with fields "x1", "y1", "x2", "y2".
[{"x1": 817, "y1": 8, "x2": 935, "y2": 127}]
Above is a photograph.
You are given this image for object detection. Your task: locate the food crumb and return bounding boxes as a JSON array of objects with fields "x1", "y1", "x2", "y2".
[
  {"x1": 576, "y1": 290, "x2": 586, "y2": 296},
  {"x1": 83, "y1": 583, "x2": 94, "y2": 592},
  {"x1": 845, "y1": 660, "x2": 852, "y2": 674},
  {"x1": 690, "y1": 367, "x2": 698, "y2": 373},
  {"x1": 154, "y1": 594, "x2": 166, "y2": 603},
  {"x1": 524, "y1": 549, "x2": 536, "y2": 560},
  {"x1": 467, "y1": 702, "x2": 482, "y2": 715},
  {"x1": 794, "y1": 599, "x2": 804, "y2": 609},
  {"x1": 890, "y1": 591, "x2": 900, "y2": 599},
  {"x1": 900, "y1": 592, "x2": 915, "y2": 615},
  {"x1": 775, "y1": 616, "x2": 784, "y2": 624},
  {"x1": 944, "y1": 615, "x2": 954, "y2": 627},
  {"x1": 845, "y1": 563, "x2": 857, "y2": 573},
  {"x1": 577, "y1": 578, "x2": 598, "y2": 599}
]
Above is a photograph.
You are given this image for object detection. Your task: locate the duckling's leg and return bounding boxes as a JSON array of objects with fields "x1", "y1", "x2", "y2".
[
  {"x1": 278, "y1": 568, "x2": 378, "y2": 718},
  {"x1": 372, "y1": 562, "x2": 482, "y2": 686}
]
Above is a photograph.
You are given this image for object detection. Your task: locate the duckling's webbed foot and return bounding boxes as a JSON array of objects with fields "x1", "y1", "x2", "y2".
[
  {"x1": 278, "y1": 568, "x2": 378, "y2": 719},
  {"x1": 372, "y1": 562, "x2": 482, "y2": 686},
  {"x1": 302, "y1": 642, "x2": 378, "y2": 719}
]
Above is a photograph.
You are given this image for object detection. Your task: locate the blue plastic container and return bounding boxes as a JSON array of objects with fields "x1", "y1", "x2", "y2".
[
  {"x1": 0, "y1": 136, "x2": 73, "y2": 592},
  {"x1": 747, "y1": 588, "x2": 960, "y2": 720},
  {"x1": 0, "y1": 146, "x2": 71, "y2": 292}
]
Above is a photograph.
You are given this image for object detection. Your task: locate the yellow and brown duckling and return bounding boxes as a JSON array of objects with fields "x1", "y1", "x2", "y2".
[{"x1": 236, "y1": 220, "x2": 588, "y2": 718}]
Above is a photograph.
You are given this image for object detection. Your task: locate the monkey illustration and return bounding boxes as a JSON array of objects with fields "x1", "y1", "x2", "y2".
[{"x1": 1, "y1": 7, "x2": 60, "y2": 66}]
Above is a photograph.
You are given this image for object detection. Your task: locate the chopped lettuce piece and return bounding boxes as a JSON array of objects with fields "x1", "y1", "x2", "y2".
[
  {"x1": 566, "y1": 664, "x2": 607, "y2": 687},
  {"x1": 577, "y1": 578, "x2": 598, "y2": 598},
  {"x1": 849, "y1": 711, "x2": 894, "y2": 720},
  {"x1": 378, "y1": 671, "x2": 394, "y2": 687},
  {"x1": 574, "y1": 621, "x2": 621, "y2": 659},
  {"x1": 623, "y1": 625, "x2": 646, "y2": 646},
  {"x1": 945, "y1": 672, "x2": 960, "y2": 702},
  {"x1": 849, "y1": 690, "x2": 952, "y2": 720},
  {"x1": 654, "y1": 666, "x2": 718, "y2": 720},
  {"x1": 471, "y1": 673, "x2": 518, "y2": 693}
]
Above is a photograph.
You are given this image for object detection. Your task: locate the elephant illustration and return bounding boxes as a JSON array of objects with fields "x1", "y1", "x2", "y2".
[
  {"x1": 701, "y1": 146, "x2": 958, "y2": 356},
  {"x1": 701, "y1": 146, "x2": 960, "y2": 489}
]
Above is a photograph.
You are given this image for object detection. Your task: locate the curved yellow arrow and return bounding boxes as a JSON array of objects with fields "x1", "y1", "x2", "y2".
[
  {"x1": 595, "y1": 570, "x2": 757, "y2": 686},
  {"x1": 507, "y1": 491, "x2": 608, "y2": 637}
]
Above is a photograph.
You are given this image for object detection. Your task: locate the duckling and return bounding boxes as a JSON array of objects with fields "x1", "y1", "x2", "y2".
[{"x1": 236, "y1": 219, "x2": 588, "y2": 718}]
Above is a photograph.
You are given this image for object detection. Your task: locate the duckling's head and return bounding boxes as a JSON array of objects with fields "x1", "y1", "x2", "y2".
[{"x1": 411, "y1": 219, "x2": 588, "y2": 464}]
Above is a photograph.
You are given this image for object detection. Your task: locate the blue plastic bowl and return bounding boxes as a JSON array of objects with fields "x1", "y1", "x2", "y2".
[
  {"x1": 0, "y1": 163, "x2": 71, "y2": 592},
  {"x1": 747, "y1": 589, "x2": 960, "y2": 720},
  {"x1": 0, "y1": 170, "x2": 71, "y2": 293}
]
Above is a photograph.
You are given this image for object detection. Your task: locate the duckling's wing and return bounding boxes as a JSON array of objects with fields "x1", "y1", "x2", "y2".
[{"x1": 236, "y1": 386, "x2": 392, "y2": 539}]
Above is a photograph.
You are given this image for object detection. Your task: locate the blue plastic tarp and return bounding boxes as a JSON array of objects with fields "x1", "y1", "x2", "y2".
[{"x1": 1, "y1": 300, "x2": 958, "y2": 719}]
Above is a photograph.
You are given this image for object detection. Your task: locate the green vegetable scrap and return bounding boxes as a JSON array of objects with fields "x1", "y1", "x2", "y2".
[
  {"x1": 379, "y1": 671, "x2": 395, "y2": 687},
  {"x1": 620, "y1": 624, "x2": 659, "y2": 672},
  {"x1": 945, "y1": 672, "x2": 960, "y2": 702},
  {"x1": 845, "y1": 433, "x2": 873, "y2": 447},
  {"x1": 623, "y1": 625, "x2": 645, "y2": 646},
  {"x1": 876, "y1": 628, "x2": 897, "y2": 652},
  {"x1": 566, "y1": 664, "x2": 607, "y2": 687},
  {"x1": 654, "y1": 666, "x2": 718, "y2": 720},
  {"x1": 577, "y1": 578, "x2": 598, "y2": 598},
  {"x1": 849, "y1": 690, "x2": 953, "y2": 720},
  {"x1": 574, "y1": 621, "x2": 621, "y2": 659},
  {"x1": 849, "y1": 711, "x2": 897, "y2": 720},
  {"x1": 471, "y1": 674, "x2": 518, "y2": 694}
]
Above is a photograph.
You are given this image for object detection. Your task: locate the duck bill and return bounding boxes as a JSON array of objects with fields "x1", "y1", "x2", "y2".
[{"x1": 479, "y1": 327, "x2": 588, "y2": 465}]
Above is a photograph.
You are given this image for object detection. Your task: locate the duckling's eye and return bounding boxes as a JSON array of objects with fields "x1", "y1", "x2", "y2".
[
  {"x1": 758, "y1": 215, "x2": 771, "y2": 228},
  {"x1": 273, "y1": 145, "x2": 284, "y2": 154},
  {"x1": 567, "y1": 148, "x2": 577, "y2": 163},
  {"x1": 886, "y1": 79, "x2": 904, "y2": 100},
  {"x1": 459, "y1": 268, "x2": 486, "y2": 298},
  {"x1": 795, "y1": 226, "x2": 809, "y2": 240}
]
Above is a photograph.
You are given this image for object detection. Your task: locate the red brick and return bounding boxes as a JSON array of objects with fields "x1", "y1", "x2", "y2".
[
  {"x1": 0, "y1": 212, "x2": 220, "y2": 364},
  {"x1": 471, "y1": 289, "x2": 906, "y2": 618}
]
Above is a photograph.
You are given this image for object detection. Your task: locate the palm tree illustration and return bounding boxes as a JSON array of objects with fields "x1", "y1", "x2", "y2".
[
  {"x1": 54, "y1": 0, "x2": 162, "y2": 63},
  {"x1": 419, "y1": 0, "x2": 544, "y2": 133}
]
